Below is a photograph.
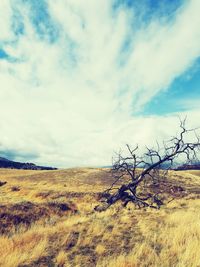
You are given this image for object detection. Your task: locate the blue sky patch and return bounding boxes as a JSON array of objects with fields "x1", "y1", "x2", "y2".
[
  {"x1": 0, "y1": 48, "x2": 18, "y2": 62},
  {"x1": 140, "y1": 58, "x2": 200, "y2": 115},
  {"x1": 0, "y1": 49, "x2": 10, "y2": 59},
  {"x1": 22, "y1": 0, "x2": 59, "y2": 43},
  {"x1": 11, "y1": 9, "x2": 25, "y2": 36},
  {"x1": 113, "y1": 0, "x2": 184, "y2": 26}
]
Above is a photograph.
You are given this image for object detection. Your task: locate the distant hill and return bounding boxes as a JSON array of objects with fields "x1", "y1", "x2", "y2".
[
  {"x1": 0, "y1": 157, "x2": 12, "y2": 162},
  {"x1": 0, "y1": 157, "x2": 57, "y2": 170},
  {"x1": 175, "y1": 163, "x2": 200, "y2": 171}
]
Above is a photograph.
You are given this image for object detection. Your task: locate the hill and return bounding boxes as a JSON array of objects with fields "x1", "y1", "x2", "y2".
[
  {"x1": 0, "y1": 156, "x2": 57, "y2": 170},
  {"x1": 175, "y1": 163, "x2": 200, "y2": 171}
]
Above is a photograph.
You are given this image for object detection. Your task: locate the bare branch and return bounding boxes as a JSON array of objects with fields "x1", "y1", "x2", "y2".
[{"x1": 95, "y1": 118, "x2": 200, "y2": 211}]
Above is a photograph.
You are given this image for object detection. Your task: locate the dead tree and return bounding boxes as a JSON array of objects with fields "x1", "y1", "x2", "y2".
[{"x1": 95, "y1": 119, "x2": 200, "y2": 211}]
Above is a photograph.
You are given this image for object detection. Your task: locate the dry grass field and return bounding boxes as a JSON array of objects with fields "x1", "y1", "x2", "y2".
[{"x1": 0, "y1": 168, "x2": 200, "y2": 267}]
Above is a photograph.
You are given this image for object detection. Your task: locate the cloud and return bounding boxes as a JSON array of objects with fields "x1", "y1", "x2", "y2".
[
  {"x1": 122, "y1": 0, "x2": 200, "y2": 111},
  {"x1": 0, "y1": 0, "x2": 13, "y2": 40},
  {"x1": 0, "y1": 147, "x2": 39, "y2": 162},
  {"x1": 178, "y1": 99, "x2": 200, "y2": 110},
  {"x1": 0, "y1": 0, "x2": 199, "y2": 167}
]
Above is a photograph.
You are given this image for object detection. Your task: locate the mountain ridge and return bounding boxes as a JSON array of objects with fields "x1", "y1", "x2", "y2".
[
  {"x1": 0, "y1": 156, "x2": 57, "y2": 170},
  {"x1": 174, "y1": 163, "x2": 200, "y2": 171}
]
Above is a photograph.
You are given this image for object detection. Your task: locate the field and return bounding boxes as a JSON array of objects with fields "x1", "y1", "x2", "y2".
[{"x1": 0, "y1": 168, "x2": 200, "y2": 267}]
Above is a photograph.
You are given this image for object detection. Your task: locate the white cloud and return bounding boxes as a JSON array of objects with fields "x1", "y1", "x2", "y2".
[
  {"x1": 178, "y1": 99, "x2": 200, "y2": 110},
  {"x1": 0, "y1": 0, "x2": 13, "y2": 40},
  {"x1": 124, "y1": 0, "x2": 200, "y2": 111},
  {"x1": 0, "y1": 0, "x2": 200, "y2": 167}
]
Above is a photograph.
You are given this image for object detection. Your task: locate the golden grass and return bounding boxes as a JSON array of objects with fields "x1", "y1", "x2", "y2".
[
  {"x1": 0, "y1": 168, "x2": 200, "y2": 266},
  {"x1": 0, "y1": 232, "x2": 47, "y2": 267},
  {"x1": 100, "y1": 203, "x2": 200, "y2": 267}
]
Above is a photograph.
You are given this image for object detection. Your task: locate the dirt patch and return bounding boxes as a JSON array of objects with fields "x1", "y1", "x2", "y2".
[
  {"x1": 0, "y1": 201, "x2": 78, "y2": 235},
  {"x1": 148, "y1": 180, "x2": 186, "y2": 196},
  {"x1": 10, "y1": 185, "x2": 20, "y2": 191}
]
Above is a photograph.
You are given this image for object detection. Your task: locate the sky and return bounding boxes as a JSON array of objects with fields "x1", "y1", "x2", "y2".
[{"x1": 0, "y1": 0, "x2": 200, "y2": 167}]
